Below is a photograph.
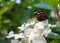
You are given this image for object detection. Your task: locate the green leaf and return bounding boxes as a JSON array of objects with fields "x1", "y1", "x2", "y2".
[
  {"x1": 21, "y1": 0, "x2": 40, "y2": 6},
  {"x1": 0, "y1": 39, "x2": 10, "y2": 43},
  {"x1": 0, "y1": 2, "x2": 15, "y2": 19},
  {"x1": 34, "y1": 2, "x2": 53, "y2": 10},
  {"x1": 48, "y1": 32, "x2": 59, "y2": 39},
  {"x1": 51, "y1": 27, "x2": 60, "y2": 35},
  {"x1": 41, "y1": 0, "x2": 59, "y2": 9},
  {"x1": 0, "y1": 7, "x2": 8, "y2": 19},
  {"x1": 50, "y1": 41, "x2": 58, "y2": 43},
  {"x1": 20, "y1": 9, "x2": 31, "y2": 24},
  {"x1": 50, "y1": 37, "x2": 60, "y2": 43}
]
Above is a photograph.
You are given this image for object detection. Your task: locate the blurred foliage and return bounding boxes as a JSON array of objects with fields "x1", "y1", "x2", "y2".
[
  {"x1": 41, "y1": 0, "x2": 59, "y2": 9},
  {"x1": 0, "y1": 0, "x2": 60, "y2": 43},
  {"x1": 50, "y1": 37, "x2": 60, "y2": 43}
]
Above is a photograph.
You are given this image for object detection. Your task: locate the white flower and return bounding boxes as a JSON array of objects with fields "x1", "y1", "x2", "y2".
[
  {"x1": 18, "y1": 24, "x2": 25, "y2": 31},
  {"x1": 16, "y1": 0, "x2": 21, "y2": 4},
  {"x1": 6, "y1": 31, "x2": 14, "y2": 38},
  {"x1": 25, "y1": 23, "x2": 30, "y2": 28},
  {"x1": 6, "y1": 18, "x2": 55, "y2": 43},
  {"x1": 43, "y1": 29, "x2": 51, "y2": 37},
  {"x1": 6, "y1": 31, "x2": 25, "y2": 39},
  {"x1": 26, "y1": 28, "x2": 47, "y2": 43},
  {"x1": 32, "y1": 36, "x2": 47, "y2": 43},
  {"x1": 11, "y1": 39, "x2": 19, "y2": 43},
  {"x1": 18, "y1": 19, "x2": 51, "y2": 43},
  {"x1": 30, "y1": 21, "x2": 35, "y2": 25},
  {"x1": 27, "y1": 32, "x2": 34, "y2": 41},
  {"x1": 14, "y1": 33, "x2": 24, "y2": 39},
  {"x1": 34, "y1": 22, "x2": 45, "y2": 29},
  {"x1": 24, "y1": 29, "x2": 33, "y2": 36},
  {"x1": 48, "y1": 24, "x2": 57, "y2": 27}
]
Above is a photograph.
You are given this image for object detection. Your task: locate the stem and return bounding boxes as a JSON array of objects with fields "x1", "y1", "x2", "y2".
[{"x1": 55, "y1": 7, "x2": 60, "y2": 23}]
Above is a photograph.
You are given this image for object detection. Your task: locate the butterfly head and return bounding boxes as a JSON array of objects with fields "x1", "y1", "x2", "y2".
[
  {"x1": 34, "y1": 10, "x2": 38, "y2": 14},
  {"x1": 34, "y1": 10, "x2": 45, "y2": 18}
]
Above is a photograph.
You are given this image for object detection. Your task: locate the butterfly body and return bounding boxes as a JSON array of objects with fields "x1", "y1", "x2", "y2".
[{"x1": 34, "y1": 10, "x2": 49, "y2": 21}]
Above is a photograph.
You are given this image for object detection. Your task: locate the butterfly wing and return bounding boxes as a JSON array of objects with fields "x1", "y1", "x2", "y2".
[{"x1": 34, "y1": 11, "x2": 49, "y2": 21}]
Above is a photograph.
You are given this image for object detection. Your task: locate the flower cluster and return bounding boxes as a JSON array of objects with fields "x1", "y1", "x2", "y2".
[{"x1": 6, "y1": 18, "x2": 57, "y2": 43}]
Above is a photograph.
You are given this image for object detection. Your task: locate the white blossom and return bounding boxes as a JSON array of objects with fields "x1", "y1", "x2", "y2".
[
  {"x1": 6, "y1": 31, "x2": 14, "y2": 38},
  {"x1": 6, "y1": 31, "x2": 24, "y2": 39},
  {"x1": 24, "y1": 29, "x2": 33, "y2": 37},
  {"x1": 30, "y1": 21, "x2": 35, "y2": 25},
  {"x1": 14, "y1": 33, "x2": 24, "y2": 39},
  {"x1": 16, "y1": 0, "x2": 21, "y2": 4},
  {"x1": 25, "y1": 23, "x2": 30, "y2": 28},
  {"x1": 18, "y1": 24, "x2": 25, "y2": 31},
  {"x1": 48, "y1": 24, "x2": 57, "y2": 27},
  {"x1": 34, "y1": 22, "x2": 45, "y2": 29},
  {"x1": 11, "y1": 39, "x2": 19, "y2": 43},
  {"x1": 43, "y1": 29, "x2": 51, "y2": 37},
  {"x1": 32, "y1": 36, "x2": 47, "y2": 43},
  {"x1": 6, "y1": 18, "x2": 57, "y2": 43}
]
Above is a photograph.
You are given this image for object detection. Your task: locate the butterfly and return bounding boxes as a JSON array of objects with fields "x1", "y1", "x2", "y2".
[{"x1": 34, "y1": 10, "x2": 49, "y2": 21}]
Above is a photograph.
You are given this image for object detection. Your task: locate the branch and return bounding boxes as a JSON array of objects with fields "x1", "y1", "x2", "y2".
[{"x1": 55, "y1": 7, "x2": 60, "y2": 23}]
